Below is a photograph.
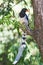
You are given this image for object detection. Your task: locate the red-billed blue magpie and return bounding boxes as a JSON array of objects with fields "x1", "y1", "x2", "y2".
[{"x1": 13, "y1": 8, "x2": 30, "y2": 65}]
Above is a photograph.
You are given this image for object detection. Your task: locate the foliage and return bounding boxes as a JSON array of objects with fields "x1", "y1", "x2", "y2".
[{"x1": 0, "y1": 0, "x2": 43, "y2": 65}]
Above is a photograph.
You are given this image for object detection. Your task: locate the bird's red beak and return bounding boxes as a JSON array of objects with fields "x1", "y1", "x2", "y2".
[{"x1": 26, "y1": 9, "x2": 30, "y2": 12}]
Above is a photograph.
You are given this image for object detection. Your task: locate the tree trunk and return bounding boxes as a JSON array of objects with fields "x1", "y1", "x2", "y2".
[
  {"x1": 32, "y1": 0, "x2": 43, "y2": 60},
  {"x1": 20, "y1": 0, "x2": 43, "y2": 61}
]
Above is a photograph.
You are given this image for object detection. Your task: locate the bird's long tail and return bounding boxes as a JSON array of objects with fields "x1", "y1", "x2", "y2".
[{"x1": 13, "y1": 33, "x2": 26, "y2": 65}]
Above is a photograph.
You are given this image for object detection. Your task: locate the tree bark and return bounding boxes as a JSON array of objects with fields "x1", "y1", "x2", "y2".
[{"x1": 32, "y1": 0, "x2": 43, "y2": 60}]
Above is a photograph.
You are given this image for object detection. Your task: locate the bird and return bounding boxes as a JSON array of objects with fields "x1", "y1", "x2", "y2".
[
  {"x1": 13, "y1": 8, "x2": 30, "y2": 65},
  {"x1": 19, "y1": 8, "x2": 30, "y2": 26}
]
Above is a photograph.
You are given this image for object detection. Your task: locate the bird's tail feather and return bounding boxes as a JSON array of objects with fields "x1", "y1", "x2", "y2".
[
  {"x1": 13, "y1": 33, "x2": 26, "y2": 65},
  {"x1": 13, "y1": 44, "x2": 26, "y2": 65}
]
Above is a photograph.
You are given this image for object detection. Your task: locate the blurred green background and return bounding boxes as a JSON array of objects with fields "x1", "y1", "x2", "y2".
[{"x1": 0, "y1": 0, "x2": 43, "y2": 65}]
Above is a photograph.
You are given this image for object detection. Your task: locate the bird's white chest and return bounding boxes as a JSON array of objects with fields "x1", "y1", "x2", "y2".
[{"x1": 19, "y1": 16, "x2": 28, "y2": 26}]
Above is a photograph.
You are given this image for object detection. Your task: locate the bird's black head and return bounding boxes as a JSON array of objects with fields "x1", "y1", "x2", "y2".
[
  {"x1": 21, "y1": 8, "x2": 28, "y2": 13},
  {"x1": 19, "y1": 8, "x2": 29, "y2": 18}
]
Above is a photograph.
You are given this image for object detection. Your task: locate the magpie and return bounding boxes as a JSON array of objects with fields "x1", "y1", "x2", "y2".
[{"x1": 13, "y1": 8, "x2": 30, "y2": 65}]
